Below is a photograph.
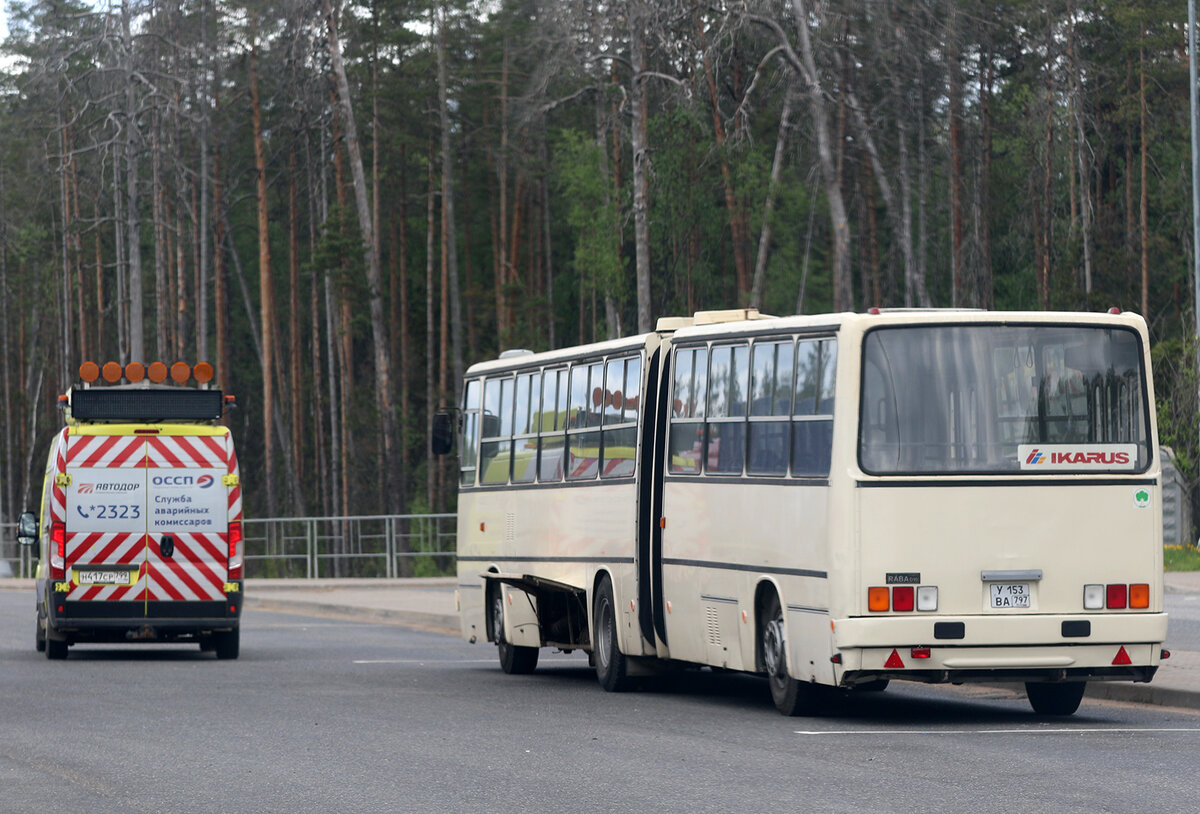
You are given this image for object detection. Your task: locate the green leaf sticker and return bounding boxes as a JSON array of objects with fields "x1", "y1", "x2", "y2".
[{"x1": 1134, "y1": 489, "x2": 1151, "y2": 509}]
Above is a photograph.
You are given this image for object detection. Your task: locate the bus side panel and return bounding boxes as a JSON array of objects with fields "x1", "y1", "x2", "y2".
[
  {"x1": 662, "y1": 480, "x2": 831, "y2": 674},
  {"x1": 457, "y1": 482, "x2": 640, "y2": 650}
]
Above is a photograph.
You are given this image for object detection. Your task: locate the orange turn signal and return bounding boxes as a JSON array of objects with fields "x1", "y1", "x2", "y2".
[
  {"x1": 1130, "y1": 583, "x2": 1150, "y2": 609},
  {"x1": 868, "y1": 586, "x2": 890, "y2": 612}
]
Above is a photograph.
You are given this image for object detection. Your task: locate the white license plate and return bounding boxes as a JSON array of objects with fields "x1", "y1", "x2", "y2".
[
  {"x1": 76, "y1": 570, "x2": 133, "y2": 586},
  {"x1": 990, "y1": 582, "x2": 1031, "y2": 608}
]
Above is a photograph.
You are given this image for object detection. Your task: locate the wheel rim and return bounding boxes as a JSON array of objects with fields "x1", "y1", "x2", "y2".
[
  {"x1": 595, "y1": 594, "x2": 612, "y2": 669},
  {"x1": 762, "y1": 607, "x2": 786, "y2": 679},
  {"x1": 491, "y1": 591, "x2": 505, "y2": 644}
]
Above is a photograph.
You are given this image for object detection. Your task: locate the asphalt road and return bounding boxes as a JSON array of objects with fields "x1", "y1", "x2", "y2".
[
  {"x1": 4, "y1": 591, "x2": 1200, "y2": 814},
  {"x1": 1166, "y1": 592, "x2": 1200, "y2": 651}
]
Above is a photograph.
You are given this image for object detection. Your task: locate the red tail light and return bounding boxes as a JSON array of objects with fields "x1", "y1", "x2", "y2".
[
  {"x1": 50, "y1": 521, "x2": 66, "y2": 580},
  {"x1": 1106, "y1": 584, "x2": 1127, "y2": 609},
  {"x1": 227, "y1": 521, "x2": 244, "y2": 580},
  {"x1": 892, "y1": 586, "x2": 915, "y2": 612}
]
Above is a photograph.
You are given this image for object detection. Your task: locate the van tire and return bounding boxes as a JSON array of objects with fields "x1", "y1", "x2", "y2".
[
  {"x1": 213, "y1": 629, "x2": 240, "y2": 660},
  {"x1": 35, "y1": 619, "x2": 46, "y2": 653},
  {"x1": 45, "y1": 635, "x2": 68, "y2": 660},
  {"x1": 593, "y1": 574, "x2": 632, "y2": 692}
]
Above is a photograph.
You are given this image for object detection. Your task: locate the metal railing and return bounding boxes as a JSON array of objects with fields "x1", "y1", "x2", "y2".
[{"x1": 0, "y1": 515, "x2": 458, "y2": 580}]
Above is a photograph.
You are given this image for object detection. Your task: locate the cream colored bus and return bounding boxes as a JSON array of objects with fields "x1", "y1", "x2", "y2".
[{"x1": 442, "y1": 308, "x2": 1167, "y2": 716}]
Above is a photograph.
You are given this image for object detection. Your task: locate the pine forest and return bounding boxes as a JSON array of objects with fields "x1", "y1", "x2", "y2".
[{"x1": 0, "y1": 0, "x2": 1198, "y2": 531}]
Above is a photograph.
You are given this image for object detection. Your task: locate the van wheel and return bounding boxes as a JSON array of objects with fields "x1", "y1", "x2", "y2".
[
  {"x1": 36, "y1": 619, "x2": 46, "y2": 653},
  {"x1": 199, "y1": 634, "x2": 215, "y2": 653},
  {"x1": 491, "y1": 587, "x2": 538, "y2": 674},
  {"x1": 213, "y1": 629, "x2": 240, "y2": 660},
  {"x1": 760, "y1": 592, "x2": 814, "y2": 716},
  {"x1": 593, "y1": 574, "x2": 631, "y2": 692},
  {"x1": 1025, "y1": 681, "x2": 1085, "y2": 716},
  {"x1": 45, "y1": 635, "x2": 68, "y2": 660}
]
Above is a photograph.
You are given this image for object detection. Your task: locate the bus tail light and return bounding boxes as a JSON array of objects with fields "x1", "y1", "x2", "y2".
[
  {"x1": 911, "y1": 646, "x2": 931, "y2": 659},
  {"x1": 50, "y1": 521, "x2": 66, "y2": 580},
  {"x1": 1129, "y1": 584, "x2": 1150, "y2": 609},
  {"x1": 1106, "y1": 584, "x2": 1127, "y2": 609},
  {"x1": 227, "y1": 522, "x2": 244, "y2": 580},
  {"x1": 892, "y1": 586, "x2": 914, "y2": 611},
  {"x1": 868, "y1": 587, "x2": 889, "y2": 612},
  {"x1": 1083, "y1": 584, "x2": 1104, "y2": 610},
  {"x1": 916, "y1": 586, "x2": 938, "y2": 612}
]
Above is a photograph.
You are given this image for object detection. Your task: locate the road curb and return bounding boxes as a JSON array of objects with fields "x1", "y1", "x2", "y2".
[
  {"x1": 244, "y1": 596, "x2": 460, "y2": 636},
  {"x1": 1084, "y1": 680, "x2": 1200, "y2": 710}
]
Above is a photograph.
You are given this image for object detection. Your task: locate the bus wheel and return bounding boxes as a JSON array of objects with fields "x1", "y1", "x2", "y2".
[
  {"x1": 593, "y1": 574, "x2": 631, "y2": 692},
  {"x1": 760, "y1": 592, "x2": 812, "y2": 716},
  {"x1": 1025, "y1": 681, "x2": 1085, "y2": 716},
  {"x1": 491, "y1": 587, "x2": 538, "y2": 675}
]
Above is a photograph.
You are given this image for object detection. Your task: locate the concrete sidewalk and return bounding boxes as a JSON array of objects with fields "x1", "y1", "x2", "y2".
[{"x1": 4, "y1": 573, "x2": 1198, "y2": 709}]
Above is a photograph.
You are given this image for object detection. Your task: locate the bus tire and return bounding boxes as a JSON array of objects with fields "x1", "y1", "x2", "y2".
[
  {"x1": 213, "y1": 628, "x2": 240, "y2": 660},
  {"x1": 491, "y1": 587, "x2": 538, "y2": 675},
  {"x1": 1025, "y1": 681, "x2": 1085, "y2": 716},
  {"x1": 760, "y1": 591, "x2": 813, "y2": 716},
  {"x1": 593, "y1": 574, "x2": 632, "y2": 692}
]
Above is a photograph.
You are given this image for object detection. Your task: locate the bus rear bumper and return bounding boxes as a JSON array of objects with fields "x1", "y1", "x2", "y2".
[{"x1": 836, "y1": 642, "x2": 1160, "y2": 688}]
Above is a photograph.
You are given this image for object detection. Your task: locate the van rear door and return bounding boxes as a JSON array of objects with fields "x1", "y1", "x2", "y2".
[
  {"x1": 145, "y1": 432, "x2": 230, "y2": 603},
  {"x1": 63, "y1": 433, "x2": 150, "y2": 606}
]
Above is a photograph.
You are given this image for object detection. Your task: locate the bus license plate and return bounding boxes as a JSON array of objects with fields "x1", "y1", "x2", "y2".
[{"x1": 990, "y1": 583, "x2": 1030, "y2": 609}]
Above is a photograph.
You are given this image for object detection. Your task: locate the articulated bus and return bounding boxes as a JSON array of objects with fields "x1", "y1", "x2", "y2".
[{"x1": 441, "y1": 308, "x2": 1167, "y2": 716}]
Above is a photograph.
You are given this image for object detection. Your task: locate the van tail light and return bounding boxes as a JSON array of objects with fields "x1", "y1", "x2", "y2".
[
  {"x1": 227, "y1": 522, "x2": 244, "y2": 580},
  {"x1": 50, "y1": 521, "x2": 66, "y2": 580}
]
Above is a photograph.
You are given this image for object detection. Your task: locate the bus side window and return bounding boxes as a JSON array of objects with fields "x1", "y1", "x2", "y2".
[
  {"x1": 793, "y1": 339, "x2": 835, "y2": 477},
  {"x1": 601, "y1": 356, "x2": 640, "y2": 479},
  {"x1": 512, "y1": 372, "x2": 539, "y2": 484},
  {"x1": 538, "y1": 368, "x2": 567, "y2": 482},
  {"x1": 480, "y1": 376, "x2": 514, "y2": 485},
  {"x1": 668, "y1": 347, "x2": 706, "y2": 474},
  {"x1": 748, "y1": 340, "x2": 793, "y2": 476},
  {"x1": 460, "y1": 379, "x2": 482, "y2": 487},
  {"x1": 707, "y1": 344, "x2": 748, "y2": 475},
  {"x1": 567, "y1": 362, "x2": 602, "y2": 480}
]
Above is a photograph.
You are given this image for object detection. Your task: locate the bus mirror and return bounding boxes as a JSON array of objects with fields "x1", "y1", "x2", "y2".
[
  {"x1": 17, "y1": 511, "x2": 38, "y2": 548},
  {"x1": 432, "y1": 412, "x2": 454, "y2": 456},
  {"x1": 482, "y1": 413, "x2": 501, "y2": 439}
]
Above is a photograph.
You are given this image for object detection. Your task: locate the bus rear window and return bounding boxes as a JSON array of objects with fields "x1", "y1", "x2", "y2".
[{"x1": 859, "y1": 325, "x2": 1150, "y2": 475}]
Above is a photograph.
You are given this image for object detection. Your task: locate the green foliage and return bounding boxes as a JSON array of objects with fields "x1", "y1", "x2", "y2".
[{"x1": 1164, "y1": 545, "x2": 1200, "y2": 572}]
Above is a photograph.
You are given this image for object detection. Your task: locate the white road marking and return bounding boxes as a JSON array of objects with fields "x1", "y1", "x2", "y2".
[
  {"x1": 353, "y1": 658, "x2": 584, "y2": 665},
  {"x1": 796, "y1": 734, "x2": 1200, "y2": 739}
]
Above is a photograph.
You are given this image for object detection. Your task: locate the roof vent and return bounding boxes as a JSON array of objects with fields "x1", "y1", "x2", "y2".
[
  {"x1": 691, "y1": 308, "x2": 774, "y2": 326},
  {"x1": 498, "y1": 349, "x2": 535, "y2": 359}
]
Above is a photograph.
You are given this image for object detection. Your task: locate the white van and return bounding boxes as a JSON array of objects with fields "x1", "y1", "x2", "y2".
[{"x1": 17, "y1": 361, "x2": 244, "y2": 659}]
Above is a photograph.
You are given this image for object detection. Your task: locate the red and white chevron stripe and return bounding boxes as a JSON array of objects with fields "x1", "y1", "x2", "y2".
[
  {"x1": 50, "y1": 429, "x2": 68, "y2": 527},
  {"x1": 67, "y1": 434, "x2": 147, "y2": 468},
  {"x1": 147, "y1": 533, "x2": 226, "y2": 601},
  {"x1": 147, "y1": 435, "x2": 227, "y2": 469},
  {"x1": 65, "y1": 531, "x2": 146, "y2": 602},
  {"x1": 226, "y1": 433, "x2": 242, "y2": 523}
]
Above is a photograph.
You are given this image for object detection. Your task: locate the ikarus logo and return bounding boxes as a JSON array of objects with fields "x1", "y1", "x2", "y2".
[
  {"x1": 1134, "y1": 489, "x2": 1151, "y2": 509},
  {"x1": 1025, "y1": 449, "x2": 1045, "y2": 465},
  {"x1": 1018, "y1": 444, "x2": 1138, "y2": 472}
]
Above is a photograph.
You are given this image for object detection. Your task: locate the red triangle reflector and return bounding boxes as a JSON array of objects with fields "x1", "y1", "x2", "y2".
[
  {"x1": 884, "y1": 649, "x2": 905, "y2": 669},
  {"x1": 1112, "y1": 646, "x2": 1132, "y2": 666}
]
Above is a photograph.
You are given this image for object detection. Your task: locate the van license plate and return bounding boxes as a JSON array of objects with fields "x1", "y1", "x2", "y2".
[
  {"x1": 77, "y1": 570, "x2": 133, "y2": 586},
  {"x1": 990, "y1": 583, "x2": 1030, "y2": 608}
]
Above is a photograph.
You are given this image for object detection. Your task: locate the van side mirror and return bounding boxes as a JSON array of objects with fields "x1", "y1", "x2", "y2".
[
  {"x1": 432, "y1": 411, "x2": 454, "y2": 456},
  {"x1": 17, "y1": 511, "x2": 38, "y2": 549}
]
